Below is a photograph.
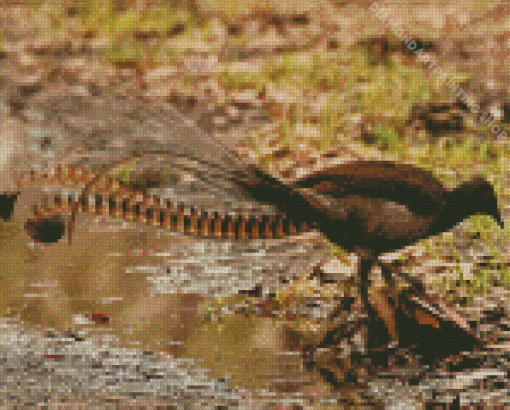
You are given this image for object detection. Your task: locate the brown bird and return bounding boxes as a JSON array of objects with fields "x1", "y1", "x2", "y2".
[
  {"x1": 239, "y1": 160, "x2": 504, "y2": 353},
  {"x1": 287, "y1": 160, "x2": 504, "y2": 351}
]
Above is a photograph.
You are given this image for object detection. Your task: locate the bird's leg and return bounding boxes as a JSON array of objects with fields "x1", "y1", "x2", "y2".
[
  {"x1": 304, "y1": 256, "x2": 401, "y2": 385},
  {"x1": 367, "y1": 266, "x2": 398, "y2": 342},
  {"x1": 320, "y1": 254, "x2": 398, "y2": 350},
  {"x1": 371, "y1": 256, "x2": 444, "y2": 345},
  {"x1": 377, "y1": 256, "x2": 443, "y2": 333},
  {"x1": 362, "y1": 259, "x2": 399, "y2": 346}
]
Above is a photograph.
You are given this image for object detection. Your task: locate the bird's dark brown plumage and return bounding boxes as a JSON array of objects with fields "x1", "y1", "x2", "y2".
[
  {"x1": 292, "y1": 161, "x2": 503, "y2": 258},
  {"x1": 244, "y1": 160, "x2": 503, "y2": 259},
  {"x1": 244, "y1": 160, "x2": 504, "y2": 354},
  {"x1": 291, "y1": 160, "x2": 504, "y2": 354}
]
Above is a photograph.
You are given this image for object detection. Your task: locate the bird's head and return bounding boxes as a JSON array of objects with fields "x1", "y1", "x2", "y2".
[{"x1": 459, "y1": 178, "x2": 504, "y2": 229}]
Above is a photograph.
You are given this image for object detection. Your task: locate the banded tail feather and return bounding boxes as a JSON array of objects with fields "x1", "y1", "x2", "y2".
[{"x1": 21, "y1": 165, "x2": 318, "y2": 241}]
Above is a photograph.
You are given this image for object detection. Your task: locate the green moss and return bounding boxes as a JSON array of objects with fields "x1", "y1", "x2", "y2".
[
  {"x1": 105, "y1": 6, "x2": 195, "y2": 64},
  {"x1": 220, "y1": 69, "x2": 264, "y2": 91},
  {"x1": 109, "y1": 9, "x2": 142, "y2": 37},
  {"x1": 372, "y1": 123, "x2": 405, "y2": 150},
  {"x1": 431, "y1": 215, "x2": 508, "y2": 307},
  {"x1": 138, "y1": 8, "x2": 190, "y2": 35},
  {"x1": 352, "y1": 47, "x2": 431, "y2": 125},
  {"x1": 80, "y1": 0, "x2": 116, "y2": 33},
  {"x1": 27, "y1": 0, "x2": 46, "y2": 10},
  {"x1": 23, "y1": 1, "x2": 196, "y2": 65}
]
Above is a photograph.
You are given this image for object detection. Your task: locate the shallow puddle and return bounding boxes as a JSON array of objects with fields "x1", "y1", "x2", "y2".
[{"x1": 0, "y1": 174, "x2": 335, "y2": 395}]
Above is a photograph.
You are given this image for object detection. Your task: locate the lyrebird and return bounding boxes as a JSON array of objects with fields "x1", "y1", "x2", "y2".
[{"x1": 4, "y1": 153, "x2": 503, "y2": 356}]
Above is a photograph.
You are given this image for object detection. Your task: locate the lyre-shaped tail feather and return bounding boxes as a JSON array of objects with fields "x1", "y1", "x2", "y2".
[{"x1": 20, "y1": 165, "x2": 318, "y2": 241}]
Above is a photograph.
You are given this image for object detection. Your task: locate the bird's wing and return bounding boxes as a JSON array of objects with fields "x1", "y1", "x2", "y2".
[{"x1": 294, "y1": 160, "x2": 445, "y2": 218}]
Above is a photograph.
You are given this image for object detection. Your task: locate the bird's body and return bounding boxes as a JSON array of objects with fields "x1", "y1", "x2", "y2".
[
  {"x1": 288, "y1": 160, "x2": 504, "y2": 350},
  {"x1": 293, "y1": 161, "x2": 502, "y2": 257},
  {"x1": 297, "y1": 193, "x2": 434, "y2": 258}
]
